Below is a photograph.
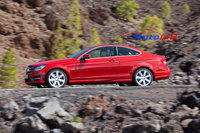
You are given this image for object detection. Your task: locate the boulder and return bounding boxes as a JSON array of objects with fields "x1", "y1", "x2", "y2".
[
  {"x1": 51, "y1": 128, "x2": 64, "y2": 133},
  {"x1": 2, "y1": 99, "x2": 19, "y2": 111},
  {"x1": 1, "y1": 110, "x2": 17, "y2": 121},
  {"x1": 0, "y1": 99, "x2": 19, "y2": 121},
  {"x1": 122, "y1": 120, "x2": 161, "y2": 133},
  {"x1": 178, "y1": 90, "x2": 200, "y2": 108},
  {"x1": 142, "y1": 112, "x2": 162, "y2": 121},
  {"x1": 0, "y1": 123, "x2": 12, "y2": 133},
  {"x1": 160, "y1": 120, "x2": 184, "y2": 133},
  {"x1": 60, "y1": 101, "x2": 76, "y2": 112},
  {"x1": 197, "y1": 76, "x2": 200, "y2": 88},
  {"x1": 132, "y1": 100, "x2": 150, "y2": 112},
  {"x1": 26, "y1": 96, "x2": 49, "y2": 105},
  {"x1": 15, "y1": 114, "x2": 48, "y2": 133},
  {"x1": 37, "y1": 97, "x2": 73, "y2": 128},
  {"x1": 146, "y1": 102, "x2": 172, "y2": 116},
  {"x1": 25, "y1": 96, "x2": 49, "y2": 116},
  {"x1": 115, "y1": 103, "x2": 132, "y2": 115},
  {"x1": 184, "y1": 119, "x2": 200, "y2": 133},
  {"x1": 79, "y1": 94, "x2": 108, "y2": 116},
  {"x1": 169, "y1": 105, "x2": 199, "y2": 121},
  {"x1": 37, "y1": 97, "x2": 72, "y2": 118},
  {"x1": 114, "y1": 101, "x2": 142, "y2": 116},
  {"x1": 181, "y1": 119, "x2": 193, "y2": 128},
  {"x1": 61, "y1": 122, "x2": 85, "y2": 133}
]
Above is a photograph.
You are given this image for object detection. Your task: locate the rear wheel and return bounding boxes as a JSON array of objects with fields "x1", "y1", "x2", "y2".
[
  {"x1": 46, "y1": 69, "x2": 67, "y2": 88},
  {"x1": 133, "y1": 68, "x2": 153, "y2": 86}
]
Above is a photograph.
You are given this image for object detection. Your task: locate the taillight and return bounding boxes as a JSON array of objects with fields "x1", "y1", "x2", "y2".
[
  {"x1": 161, "y1": 56, "x2": 167, "y2": 66},
  {"x1": 163, "y1": 60, "x2": 167, "y2": 65}
]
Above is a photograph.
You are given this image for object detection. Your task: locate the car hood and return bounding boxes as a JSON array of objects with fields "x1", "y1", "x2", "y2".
[{"x1": 30, "y1": 58, "x2": 74, "y2": 66}]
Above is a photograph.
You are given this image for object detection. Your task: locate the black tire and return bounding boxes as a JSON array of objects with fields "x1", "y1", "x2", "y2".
[
  {"x1": 46, "y1": 69, "x2": 67, "y2": 88},
  {"x1": 133, "y1": 68, "x2": 153, "y2": 86}
]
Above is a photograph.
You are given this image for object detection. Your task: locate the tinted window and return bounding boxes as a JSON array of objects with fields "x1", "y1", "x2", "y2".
[
  {"x1": 69, "y1": 46, "x2": 95, "y2": 58},
  {"x1": 87, "y1": 46, "x2": 116, "y2": 58},
  {"x1": 117, "y1": 47, "x2": 140, "y2": 56}
]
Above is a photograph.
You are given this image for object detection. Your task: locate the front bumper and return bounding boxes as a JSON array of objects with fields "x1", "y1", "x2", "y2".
[{"x1": 25, "y1": 71, "x2": 46, "y2": 86}]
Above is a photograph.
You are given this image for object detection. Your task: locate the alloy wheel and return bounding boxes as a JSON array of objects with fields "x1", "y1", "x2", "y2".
[
  {"x1": 48, "y1": 70, "x2": 66, "y2": 88},
  {"x1": 135, "y1": 69, "x2": 153, "y2": 86}
]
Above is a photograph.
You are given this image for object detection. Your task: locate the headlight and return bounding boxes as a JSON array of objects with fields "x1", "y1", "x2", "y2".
[
  {"x1": 26, "y1": 66, "x2": 34, "y2": 73},
  {"x1": 34, "y1": 64, "x2": 46, "y2": 72}
]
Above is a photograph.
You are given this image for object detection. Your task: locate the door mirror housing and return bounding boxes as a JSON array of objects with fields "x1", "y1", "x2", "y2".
[{"x1": 82, "y1": 54, "x2": 91, "y2": 60}]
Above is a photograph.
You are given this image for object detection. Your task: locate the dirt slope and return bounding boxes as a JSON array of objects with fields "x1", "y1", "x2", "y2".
[{"x1": 0, "y1": 0, "x2": 199, "y2": 88}]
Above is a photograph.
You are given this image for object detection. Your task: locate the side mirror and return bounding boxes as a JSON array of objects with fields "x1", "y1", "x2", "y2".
[{"x1": 82, "y1": 54, "x2": 91, "y2": 60}]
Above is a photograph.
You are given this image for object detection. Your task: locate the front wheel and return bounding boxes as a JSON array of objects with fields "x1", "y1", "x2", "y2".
[
  {"x1": 133, "y1": 68, "x2": 153, "y2": 86},
  {"x1": 46, "y1": 69, "x2": 67, "y2": 88}
]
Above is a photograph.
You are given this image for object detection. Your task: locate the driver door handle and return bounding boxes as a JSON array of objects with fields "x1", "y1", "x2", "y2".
[{"x1": 108, "y1": 59, "x2": 119, "y2": 63}]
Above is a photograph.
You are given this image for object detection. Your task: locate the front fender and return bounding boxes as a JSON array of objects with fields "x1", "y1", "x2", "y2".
[{"x1": 44, "y1": 64, "x2": 73, "y2": 80}]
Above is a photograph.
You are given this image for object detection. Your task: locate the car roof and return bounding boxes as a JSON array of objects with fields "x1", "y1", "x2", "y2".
[{"x1": 93, "y1": 44, "x2": 143, "y2": 52}]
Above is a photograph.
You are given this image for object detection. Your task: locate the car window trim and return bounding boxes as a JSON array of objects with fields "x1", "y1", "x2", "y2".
[
  {"x1": 78, "y1": 46, "x2": 117, "y2": 60},
  {"x1": 116, "y1": 46, "x2": 142, "y2": 57}
]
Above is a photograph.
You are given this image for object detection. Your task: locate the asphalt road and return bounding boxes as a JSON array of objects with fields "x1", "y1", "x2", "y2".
[{"x1": 0, "y1": 85, "x2": 198, "y2": 103}]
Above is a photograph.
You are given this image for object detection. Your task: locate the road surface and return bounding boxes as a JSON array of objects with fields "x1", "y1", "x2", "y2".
[{"x1": 0, "y1": 85, "x2": 198, "y2": 103}]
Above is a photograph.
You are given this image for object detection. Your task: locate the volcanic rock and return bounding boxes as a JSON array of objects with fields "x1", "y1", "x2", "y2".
[
  {"x1": 122, "y1": 120, "x2": 162, "y2": 133},
  {"x1": 15, "y1": 114, "x2": 48, "y2": 133}
]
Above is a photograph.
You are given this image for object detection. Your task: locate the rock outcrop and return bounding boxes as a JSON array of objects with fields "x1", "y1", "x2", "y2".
[{"x1": 0, "y1": 90, "x2": 200, "y2": 132}]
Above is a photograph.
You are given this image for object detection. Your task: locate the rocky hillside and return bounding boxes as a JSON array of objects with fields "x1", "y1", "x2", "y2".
[
  {"x1": 0, "y1": 89, "x2": 200, "y2": 132},
  {"x1": 0, "y1": 0, "x2": 199, "y2": 88}
]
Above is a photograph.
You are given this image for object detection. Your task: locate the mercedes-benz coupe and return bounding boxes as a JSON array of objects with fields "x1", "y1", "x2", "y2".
[{"x1": 25, "y1": 45, "x2": 170, "y2": 88}]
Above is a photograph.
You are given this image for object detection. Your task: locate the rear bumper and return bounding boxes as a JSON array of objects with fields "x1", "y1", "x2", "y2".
[
  {"x1": 154, "y1": 67, "x2": 171, "y2": 81},
  {"x1": 25, "y1": 71, "x2": 46, "y2": 86}
]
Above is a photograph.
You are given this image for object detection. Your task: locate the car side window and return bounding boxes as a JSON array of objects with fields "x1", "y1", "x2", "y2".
[
  {"x1": 87, "y1": 46, "x2": 116, "y2": 58},
  {"x1": 117, "y1": 47, "x2": 140, "y2": 56}
]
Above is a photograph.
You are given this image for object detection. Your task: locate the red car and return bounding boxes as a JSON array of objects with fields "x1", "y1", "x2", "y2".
[{"x1": 25, "y1": 45, "x2": 170, "y2": 88}]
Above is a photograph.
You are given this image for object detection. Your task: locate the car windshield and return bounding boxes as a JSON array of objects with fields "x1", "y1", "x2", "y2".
[{"x1": 69, "y1": 46, "x2": 96, "y2": 58}]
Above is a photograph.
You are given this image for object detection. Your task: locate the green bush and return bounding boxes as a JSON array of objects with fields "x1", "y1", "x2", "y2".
[
  {"x1": 74, "y1": 116, "x2": 82, "y2": 122},
  {"x1": 89, "y1": 28, "x2": 101, "y2": 46},
  {"x1": 64, "y1": 0, "x2": 82, "y2": 57},
  {"x1": 140, "y1": 15, "x2": 163, "y2": 35},
  {"x1": 161, "y1": 1, "x2": 171, "y2": 19},
  {"x1": 51, "y1": 24, "x2": 67, "y2": 59},
  {"x1": 52, "y1": 0, "x2": 82, "y2": 59},
  {"x1": 66, "y1": 0, "x2": 82, "y2": 37},
  {"x1": 70, "y1": 116, "x2": 82, "y2": 122},
  {"x1": 116, "y1": 0, "x2": 139, "y2": 22},
  {"x1": 0, "y1": 48, "x2": 18, "y2": 89},
  {"x1": 115, "y1": 35, "x2": 123, "y2": 45},
  {"x1": 140, "y1": 15, "x2": 164, "y2": 48},
  {"x1": 182, "y1": 4, "x2": 190, "y2": 13}
]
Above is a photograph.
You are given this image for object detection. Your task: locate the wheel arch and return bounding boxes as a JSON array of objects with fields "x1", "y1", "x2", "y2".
[
  {"x1": 132, "y1": 67, "x2": 155, "y2": 81},
  {"x1": 45, "y1": 67, "x2": 70, "y2": 85}
]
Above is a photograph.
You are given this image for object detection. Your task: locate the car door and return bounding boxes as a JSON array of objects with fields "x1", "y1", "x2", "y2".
[
  {"x1": 75, "y1": 46, "x2": 119, "y2": 81},
  {"x1": 116, "y1": 46, "x2": 141, "y2": 79}
]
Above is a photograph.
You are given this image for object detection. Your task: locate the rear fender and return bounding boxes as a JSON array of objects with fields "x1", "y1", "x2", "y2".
[{"x1": 130, "y1": 62, "x2": 155, "y2": 79}]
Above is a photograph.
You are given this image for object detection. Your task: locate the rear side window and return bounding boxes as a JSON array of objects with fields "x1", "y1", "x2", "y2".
[
  {"x1": 117, "y1": 47, "x2": 140, "y2": 56},
  {"x1": 88, "y1": 46, "x2": 116, "y2": 58}
]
